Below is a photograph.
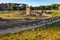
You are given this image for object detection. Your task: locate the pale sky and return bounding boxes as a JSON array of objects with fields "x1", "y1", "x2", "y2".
[{"x1": 0, "y1": 0, "x2": 60, "y2": 6}]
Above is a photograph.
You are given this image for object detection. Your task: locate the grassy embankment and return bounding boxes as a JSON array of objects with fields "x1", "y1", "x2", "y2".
[{"x1": 0, "y1": 22, "x2": 60, "y2": 40}]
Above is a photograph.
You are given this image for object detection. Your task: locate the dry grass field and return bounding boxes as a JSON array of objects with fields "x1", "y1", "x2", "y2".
[
  {"x1": 0, "y1": 11, "x2": 40, "y2": 19},
  {"x1": 0, "y1": 11, "x2": 60, "y2": 19}
]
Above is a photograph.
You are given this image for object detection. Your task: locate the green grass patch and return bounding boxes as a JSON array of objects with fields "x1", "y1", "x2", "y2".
[{"x1": 51, "y1": 12, "x2": 60, "y2": 17}]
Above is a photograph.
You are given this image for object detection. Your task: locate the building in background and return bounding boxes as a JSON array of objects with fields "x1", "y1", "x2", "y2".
[
  {"x1": 0, "y1": 3, "x2": 27, "y2": 11},
  {"x1": 0, "y1": 3, "x2": 9, "y2": 10}
]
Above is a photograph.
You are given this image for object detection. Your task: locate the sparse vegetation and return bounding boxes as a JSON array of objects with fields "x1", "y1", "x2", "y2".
[
  {"x1": 0, "y1": 22, "x2": 60, "y2": 40},
  {"x1": 51, "y1": 12, "x2": 60, "y2": 17}
]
